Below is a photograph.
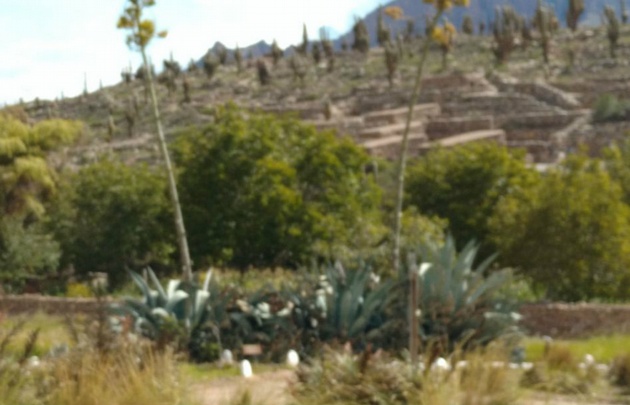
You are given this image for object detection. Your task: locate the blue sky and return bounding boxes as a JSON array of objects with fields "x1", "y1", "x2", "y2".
[{"x1": 1, "y1": 0, "x2": 381, "y2": 105}]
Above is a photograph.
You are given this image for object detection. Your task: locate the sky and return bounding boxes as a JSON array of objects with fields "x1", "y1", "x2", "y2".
[{"x1": 1, "y1": 0, "x2": 381, "y2": 105}]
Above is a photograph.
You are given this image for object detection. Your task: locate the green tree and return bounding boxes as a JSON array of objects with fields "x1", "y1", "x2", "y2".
[
  {"x1": 173, "y1": 105, "x2": 382, "y2": 268},
  {"x1": 0, "y1": 113, "x2": 81, "y2": 289},
  {"x1": 0, "y1": 217, "x2": 60, "y2": 291},
  {"x1": 406, "y1": 143, "x2": 539, "y2": 256},
  {"x1": 48, "y1": 159, "x2": 175, "y2": 289},
  {"x1": 0, "y1": 114, "x2": 82, "y2": 218},
  {"x1": 117, "y1": 0, "x2": 193, "y2": 281},
  {"x1": 490, "y1": 154, "x2": 630, "y2": 301}
]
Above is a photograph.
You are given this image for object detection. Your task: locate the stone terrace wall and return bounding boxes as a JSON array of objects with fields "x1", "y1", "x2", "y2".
[
  {"x1": 0, "y1": 295, "x2": 112, "y2": 316},
  {"x1": 520, "y1": 303, "x2": 630, "y2": 339},
  {"x1": 2, "y1": 296, "x2": 630, "y2": 340}
]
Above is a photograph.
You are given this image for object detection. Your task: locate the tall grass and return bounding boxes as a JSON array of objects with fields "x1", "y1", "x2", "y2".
[{"x1": 292, "y1": 347, "x2": 520, "y2": 405}]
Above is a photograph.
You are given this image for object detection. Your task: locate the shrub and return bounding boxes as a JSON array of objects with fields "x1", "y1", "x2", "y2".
[
  {"x1": 610, "y1": 353, "x2": 630, "y2": 389},
  {"x1": 406, "y1": 142, "x2": 539, "y2": 259},
  {"x1": 48, "y1": 159, "x2": 175, "y2": 289},
  {"x1": 174, "y1": 105, "x2": 382, "y2": 268},
  {"x1": 490, "y1": 154, "x2": 630, "y2": 301},
  {"x1": 593, "y1": 94, "x2": 630, "y2": 123}
]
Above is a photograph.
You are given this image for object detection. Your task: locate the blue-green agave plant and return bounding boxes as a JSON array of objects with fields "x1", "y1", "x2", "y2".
[
  {"x1": 412, "y1": 236, "x2": 521, "y2": 350},
  {"x1": 118, "y1": 268, "x2": 213, "y2": 342},
  {"x1": 318, "y1": 262, "x2": 395, "y2": 348}
]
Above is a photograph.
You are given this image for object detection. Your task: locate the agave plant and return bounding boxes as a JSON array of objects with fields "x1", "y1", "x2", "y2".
[
  {"x1": 412, "y1": 237, "x2": 520, "y2": 352},
  {"x1": 116, "y1": 268, "x2": 214, "y2": 350},
  {"x1": 317, "y1": 262, "x2": 395, "y2": 349}
]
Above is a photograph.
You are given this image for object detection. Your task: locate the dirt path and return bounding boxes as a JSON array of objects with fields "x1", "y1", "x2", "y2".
[{"x1": 193, "y1": 370, "x2": 296, "y2": 405}]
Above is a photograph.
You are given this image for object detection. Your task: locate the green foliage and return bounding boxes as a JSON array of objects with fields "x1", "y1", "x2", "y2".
[
  {"x1": 0, "y1": 217, "x2": 60, "y2": 290},
  {"x1": 414, "y1": 237, "x2": 519, "y2": 351},
  {"x1": 593, "y1": 94, "x2": 630, "y2": 123},
  {"x1": 406, "y1": 142, "x2": 539, "y2": 258},
  {"x1": 48, "y1": 159, "x2": 175, "y2": 289},
  {"x1": 604, "y1": 137, "x2": 630, "y2": 203},
  {"x1": 174, "y1": 105, "x2": 382, "y2": 268},
  {"x1": 119, "y1": 268, "x2": 213, "y2": 351},
  {"x1": 317, "y1": 263, "x2": 395, "y2": 348},
  {"x1": 0, "y1": 115, "x2": 82, "y2": 218},
  {"x1": 490, "y1": 154, "x2": 630, "y2": 301}
]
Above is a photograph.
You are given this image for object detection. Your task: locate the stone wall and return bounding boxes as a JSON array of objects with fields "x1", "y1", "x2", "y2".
[
  {"x1": 519, "y1": 303, "x2": 630, "y2": 339},
  {"x1": 3, "y1": 295, "x2": 630, "y2": 340},
  {"x1": 0, "y1": 295, "x2": 112, "y2": 316}
]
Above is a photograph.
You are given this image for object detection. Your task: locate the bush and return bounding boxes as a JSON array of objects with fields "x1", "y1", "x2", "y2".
[
  {"x1": 48, "y1": 159, "x2": 175, "y2": 289},
  {"x1": 174, "y1": 105, "x2": 383, "y2": 268},
  {"x1": 593, "y1": 94, "x2": 630, "y2": 123},
  {"x1": 0, "y1": 217, "x2": 61, "y2": 292},
  {"x1": 406, "y1": 142, "x2": 539, "y2": 258},
  {"x1": 490, "y1": 154, "x2": 630, "y2": 301},
  {"x1": 610, "y1": 353, "x2": 630, "y2": 389}
]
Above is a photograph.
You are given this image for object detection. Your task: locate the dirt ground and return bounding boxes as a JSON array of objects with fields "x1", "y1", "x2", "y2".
[
  {"x1": 194, "y1": 369, "x2": 295, "y2": 405},
  {"x1": 193, "y1": 370, "x2": 627, "y2": 405}
]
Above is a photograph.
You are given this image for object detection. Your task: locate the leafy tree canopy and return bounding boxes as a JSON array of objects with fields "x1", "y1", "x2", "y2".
[
  {"x1": 489, "y1": 154, "x2": 630, "y2": 301},
  {"x1": 174, "y1": 105, "x2": 383, "y2": 268},
  {"x1": 48, "y1": 159, "x2": 175, "y2": 288},
  {"x1": 405, "y1": 142, "x2": 539, "y2": 256}
]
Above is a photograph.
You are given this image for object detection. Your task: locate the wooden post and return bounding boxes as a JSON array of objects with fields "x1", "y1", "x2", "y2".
[{"x1": 409, "y1": 259, "x2": 419, "y2": 371}]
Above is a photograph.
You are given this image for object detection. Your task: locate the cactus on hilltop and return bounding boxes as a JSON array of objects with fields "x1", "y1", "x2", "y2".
[
  {"x1": 203, "y1": 52, "x2": 219, "y2": 79},
  {"x1": 289, "y1": 55, "x2": 308, "y2": 85},
  {"x1": 256, "y1": 60, "x2": 271, "y2": 86},
  {"x1": 534, "y1": 0, "x2": 556, "y2": 64},
  {"x1": 377, "y1": 6, "x2": 392, "y2": 46},
  {"x1": 604, "y1": 5, "x2": 621, "y2": 58},
  {"x1": 492, "y1": 6, "x2": 520, "y2": 65},
  {"x1": 182, "y1": 75, "x2": 191, "y2": 103},
  {"x1": 121, "y1": 67, "x2": 133, "y2": 84},
  {"x1": 271, "y1": 40, "x2": 283, "y2": 67},
  {"x1": 312, "y1": 41, "x2": 322, "y2": 65},
  {"x1": 384, "y1": 43, "x2": 399, "y2": 87},
  {"x1": 405, "y1": 20, "x2": 415, "y2": 42},
  {"x1": 479, "y1": 21, "x2": 486, "y2": 35},
  {"x1": 321, "y1": 36, "x2": 335, "y2": 72},
  {"x1": 216, "y1": 46, "x2": 228, "y2": 65},
  {"x1": 298, "y1": 23, "x2": 309, "y2": 56},
  {"x1": 234, "y1": 45, "x2": 243, "y2": 73},
  {"x1": 567, "y1": 0, "x2": 584, "y2": 32},
  {"x1": 352, "y1": 18, "x2": 370, "y2": 54},
  {"x1": 431, "y1": 19, "x2": 457, "y2": 70},
  {"x1": 462, "y1": 15, "x2": 474, "y2": 35}
]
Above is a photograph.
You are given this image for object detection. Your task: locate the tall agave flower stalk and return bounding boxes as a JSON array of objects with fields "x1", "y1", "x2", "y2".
[
  {"x1": 392, "y1": 0, "x2": 470, "y2": 273},
  {"x1": 117, "y1": 0, "x2": 193, "y2": 281}
]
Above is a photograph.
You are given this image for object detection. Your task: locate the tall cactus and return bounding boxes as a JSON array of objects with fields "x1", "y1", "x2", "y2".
[
  {"x1": 462, "y1": 15, "x2": 474, "y2": 35},
  {"x1": 604, "y1": 6, "x2": 621, "y2": 58},
  {"x1": 271, "y1": 40, "x2": 283, "y2": 67},
  {"x1": 567, "y1": 0, "x2": 584, "y2": 32},
  {"x1": 384, "y1": 43, "x2": 399, "y2": 87},
  {"x1": 492, "y1": 6, "x2": 520, "y2": 65},
  {"x1": 298, "y1": 23, "x2": 309, "y2": 56},
  {"x1": 377, "y1": 6, "x2": 392, "y2": 46},
  {"x1": 234, "y1": 45, "x2": 243, "y2": 73},
  {"x1": 352, "y1": 18, "x2": 370, "y2": 54},
  {"x1": 534, "y1": 0, "x2": 555, "y2": 64},
  {"x1": 622, "y1": 0, "x2": 629, "y2": 24}
]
